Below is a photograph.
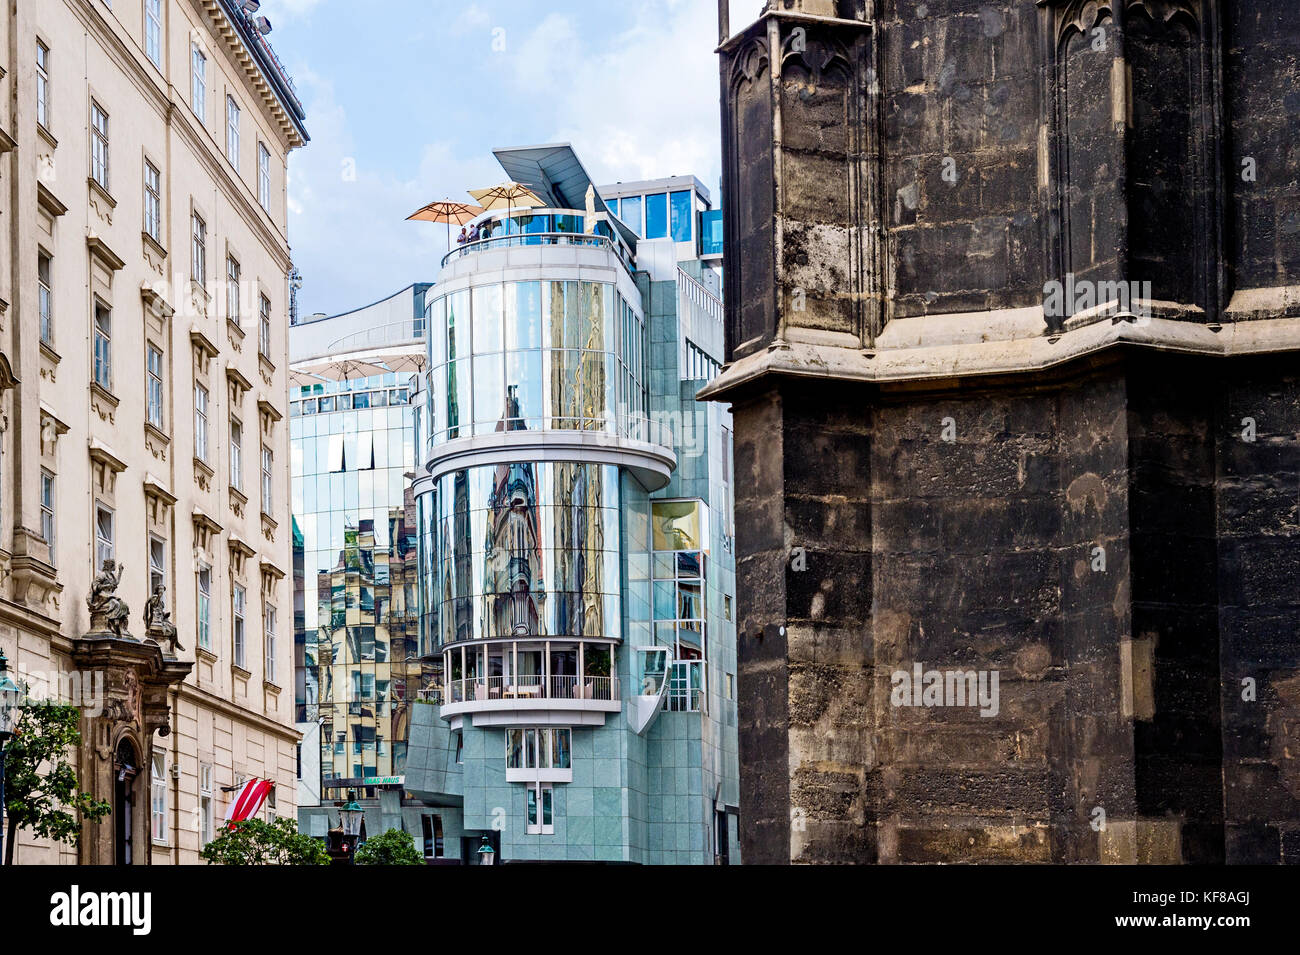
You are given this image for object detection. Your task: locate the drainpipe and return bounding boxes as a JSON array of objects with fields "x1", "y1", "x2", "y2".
[{"x1": 171, "y1": 687, "x2": 181, "y2": 863}]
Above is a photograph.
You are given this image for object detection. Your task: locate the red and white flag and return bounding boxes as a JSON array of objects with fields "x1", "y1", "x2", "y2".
[{"x1": 225, "y1": 778, "x2": 273, "y2": 828}]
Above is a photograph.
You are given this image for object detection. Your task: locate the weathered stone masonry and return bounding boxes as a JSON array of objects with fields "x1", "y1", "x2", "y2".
[{"x1": 705, "y1": 0, "x2": 1300, "y2": 863}]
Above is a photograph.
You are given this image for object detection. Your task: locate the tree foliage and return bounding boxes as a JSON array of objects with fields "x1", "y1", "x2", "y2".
[
  {"x1": 3, "y1": 699, "x2": 109, "y2": 864},
  {"x1": 199, "y1": 817, "x2": 330, "y2": 866},
  {"x1": 354, "y1": 827, "x2": 424, "y2": 865}
]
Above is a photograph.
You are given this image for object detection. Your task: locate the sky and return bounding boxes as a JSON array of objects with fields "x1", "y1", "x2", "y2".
[{"x1": 265, "y1": 0, "x2": 762, "y2": 319}]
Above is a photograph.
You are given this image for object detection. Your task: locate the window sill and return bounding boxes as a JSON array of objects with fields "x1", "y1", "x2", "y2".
[
  {"x1": 264, "y1": 680, "x2": 281, "y2": 695},
  {"x1": 194, "y1": 456, "x2": 214, "y2": 478},
  {"x1": 145, "y1": 421, "x2": 170, "y2": 446},
  {"x1": 196, "y1": 646, "x2": 219, "y2": 664},
  {"x1": 232, "y1": 663, "x2": 252, "y2": 681},
  {"x1": 227, "y1": 319, "x2": 246, "y2": 341},
  {"x1": 258, "y1": 352, "x2": 276, "y2": 376},
  {"x1": 37, "y1": 123, "x2": 57, "y2": 149},
  {"x1": 142, "y1": 231, "x2": 168, "y2": 260},
  {"x1": 229, "y1": 485, "x2": 248, "y2": 507},
  {"x1": 87, "y1": 176, "x2": 116, "y2": 209},
  {"x1": 39, "y1": 339, "x2": 61, "y2": 365},
  {"x1": 89, "y1": 380, "x2": 119, "y2": 409}
]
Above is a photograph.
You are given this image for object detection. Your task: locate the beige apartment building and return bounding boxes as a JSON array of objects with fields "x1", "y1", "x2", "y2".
[{"x1": 0, "y1": 0, "x2": 307, "y2": 863}]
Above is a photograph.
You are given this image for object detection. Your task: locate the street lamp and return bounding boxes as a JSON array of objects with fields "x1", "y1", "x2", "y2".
[
  {"x1": 340, "y1": 790, "x2": 364, "y2": 838},
  {"x1": 0, "y1": 650, "x2": 22, "y2": 867},
  {"x1": 477, "y1": 835, "x2": 495, "y2": 866}
]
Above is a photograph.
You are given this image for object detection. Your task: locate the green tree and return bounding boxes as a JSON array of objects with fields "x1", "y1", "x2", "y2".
[
  {"x1": 3, "y1": 699, "x2": 109, "y2": 865},
  {"x1": 354, "y1": 827, "x2": 423, "y2": 865},
  {"x1": 200, "y1": 817, "x2": 330, "y2": 866}
]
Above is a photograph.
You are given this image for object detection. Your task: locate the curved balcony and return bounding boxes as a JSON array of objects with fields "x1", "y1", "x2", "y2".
[
  {"x1": 439, "y1": 639, "x2": 622, "y2": 727},
  {"x1": 441, "y1": 232, "x2": 624, "y2": 269},
  {"x1": 441, "y1": 675, "x2": 622, "y2": 727},
  {"x1": 425, "y1": 415, "x2": 676, "y2": 492}
]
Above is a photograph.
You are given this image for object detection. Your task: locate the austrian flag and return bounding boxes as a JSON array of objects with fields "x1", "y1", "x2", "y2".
[{"x1": 225, "y1": 778, "x2": 274, "y2": 828}]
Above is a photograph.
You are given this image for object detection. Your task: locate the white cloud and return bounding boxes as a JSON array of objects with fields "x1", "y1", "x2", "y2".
[
  {"x1": 286, "y1": 66, "x2": 496, "y2": 316},
  {"x1": 497, "y1": 1, "x2": 722, "y2": 193},
  {"x1": 284, "y1": 0, "x2": 729, "y2": 316}
]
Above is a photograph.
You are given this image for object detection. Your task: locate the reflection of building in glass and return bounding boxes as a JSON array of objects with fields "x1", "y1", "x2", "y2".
[
  {"x1": 290, "y1": 286, "x2": 452, "y2": 853},
  {"x1": 406, "y1": 144, "x2": 738, "y2": 864}
]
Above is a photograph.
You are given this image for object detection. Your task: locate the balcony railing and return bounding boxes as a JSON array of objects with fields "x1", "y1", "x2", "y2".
[
  {"x1": 444, "y1": 674, "x2": 620, "y2": 704},
  {"x1": 440, "y1": 232, "x2": 623, "y2": 269}
]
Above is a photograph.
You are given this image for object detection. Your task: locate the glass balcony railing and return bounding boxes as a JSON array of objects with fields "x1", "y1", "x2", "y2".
[
  {"x1": 441, "y1": 232, "x2": 630, "y2": 270},
  {"x1": 443, "y1": 674, "x2": 620, "y2": 704}
]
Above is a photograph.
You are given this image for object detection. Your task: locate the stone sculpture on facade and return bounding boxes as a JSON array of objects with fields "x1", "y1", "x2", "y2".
[
  {"x1": 144, "y1": 583, "x2": 183, "y2": 655},
  {"x1": 87, "y1": 559, "x2": 130, "y2": 638}
]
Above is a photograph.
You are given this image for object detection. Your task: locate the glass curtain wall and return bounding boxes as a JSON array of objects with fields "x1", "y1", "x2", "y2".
[
  {"x1": 426, "y1": 280, "x2": 647, "y2": 443},
  {"x1": 291, "y1": 372, "x2": 439, "y2": 796}
]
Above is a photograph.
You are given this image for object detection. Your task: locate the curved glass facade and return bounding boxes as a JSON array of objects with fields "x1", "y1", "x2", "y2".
[
  {"x1": 418, "y1": 461, "x2": 622, "y2": 649},
  {"x1": 424, "y1": 279, "x2": 647, "y2": 446},
  {"x1": 291, "y1": 372, "x2": 437, "y2": 789}
]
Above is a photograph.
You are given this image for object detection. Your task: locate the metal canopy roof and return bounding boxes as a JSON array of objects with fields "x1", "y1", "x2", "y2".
[{"x1": 492, "y1": 143, "x2": 638, "y2": 250}]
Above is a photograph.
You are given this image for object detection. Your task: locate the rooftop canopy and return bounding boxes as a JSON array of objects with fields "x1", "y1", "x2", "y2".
[{"x1": 491, "y1": 143, "x2": 639, "y2": 251}]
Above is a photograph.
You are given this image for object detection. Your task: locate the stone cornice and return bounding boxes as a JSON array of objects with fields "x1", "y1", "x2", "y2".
[
  {"x1": 698, "y1": 303, "x2": 1300, "y2": 403},
  {"x1": 196, "y1": 0, "x2": 308, "y2": 149}
]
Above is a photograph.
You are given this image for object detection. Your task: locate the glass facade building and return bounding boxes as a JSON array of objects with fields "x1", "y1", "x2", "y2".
[
  {"x1": 291, "y1": 286, "x2": 458, "y2": 856},
  {"x1": 403, "y1": 145, "x2": 738, "y2": 864}
]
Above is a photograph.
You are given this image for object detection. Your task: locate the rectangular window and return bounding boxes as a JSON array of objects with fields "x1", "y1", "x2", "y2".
[
  {"x1": 226, "y1": 95, "x2": 240, "y2": 169},
  {"x1": 40, "y1": 470, "x2": 55, "y2": 565},
  {"x1": 36, "y1": 41, "x2": 49, "y2": 130},
  {"x1": 191, "y1": 45, "x2": 206, "y2": 120},
  {"x1": 620, "y1": 194, "x2": 642, "y2": 236},
  {"x1": 670, "y1": 190, "x2": 693, "y2": 243},
  {"x1": 199, "y1": 764, "x2": 213, "y2": 846},
  {"x1": 144, "y1": 160, "x2": 161, "y2": 242},
  {"x1": 38, "y1": 252, "x2": 53, "y2": 346},
  {"x1": 526, "y1": 783, "x2": 554, "y2": 835},
  {"x1": 226, "y1": 255, "x2": 240, "y2": 325},
  {"x1": 95, "y1": 503, "x2": 114, "y2": 571},
  {"x1": 197, "y1": 565, "x2": 212, "y2": 650},
  {"x1": 259, "y1": 294, "x2": 272, "y2": 358},
  {"x1": 150, "y1": 753, "x2": 167, "y2": 843},
  {"x1": 149, "y1": 535, "x2": 166, "y2": 594},
  {"x1": 230, "y1": 418, "x2": 243, "y2": 490},
  {"x1": 195, "y1": 383, "x2": 209, "y2": 462},
  {"x1": 261, "y1": 445, "x2": 273, "y2": 513},
  {"x1": 264, "y1": 604, "x2": 277, "y2": 683},
  {"x1": 93, "y1": 303, "x2": 112, "y2": 389},
  {"x1": 90, "y1": 101, "x2": 110, "y2": 191},
  {"x1": 421, "y1": 815, "x2": 444, "y2": 858},
  {"x1": 233, "y1": 584, "x2": 246, "y2": 668},
  {"x1": 645, "y1": 193, "x2": 668, "y2": 240},
  {"x1": 258, "y1": 142, "x2": 271, "y2": 211},
  {"x1": 144, "y1": 0, "x2": 161, "y2": 67},
  {"x1": 146, "y1": 343, "x2": 165, "y2": 428},
  {"x1": 191, "y1": 212, "x2": 206, "y2": 286}
]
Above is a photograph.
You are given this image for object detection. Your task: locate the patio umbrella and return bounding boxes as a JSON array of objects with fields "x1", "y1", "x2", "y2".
[
  {"x1": 406, "y1": 199, "x2": 484, "y2": 248},
  {"x1": 300, "y1": 357, "x2": 392, "y2": 382},
  {"x1": 468, "y1": 182, "x2": 544, "y2": 238}
]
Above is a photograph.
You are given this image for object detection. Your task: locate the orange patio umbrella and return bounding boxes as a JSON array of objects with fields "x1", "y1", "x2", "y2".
[{"x1": 406, "y1": 198, "x2": 485, "y2": 246}]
